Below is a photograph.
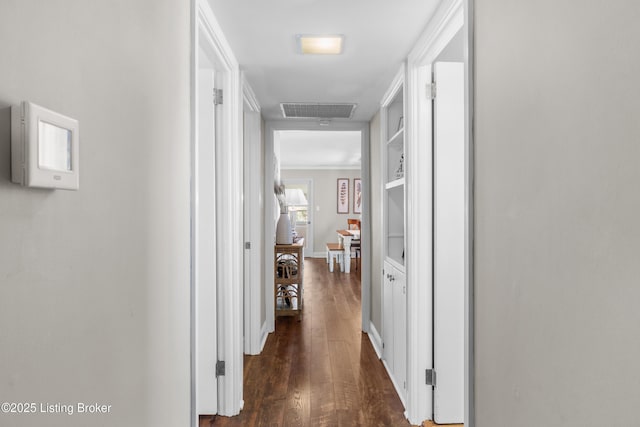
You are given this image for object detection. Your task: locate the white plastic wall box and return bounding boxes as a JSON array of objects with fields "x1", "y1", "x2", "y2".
[{"x1": 11, "y1": 101, "x2": 79, "y2": 190}]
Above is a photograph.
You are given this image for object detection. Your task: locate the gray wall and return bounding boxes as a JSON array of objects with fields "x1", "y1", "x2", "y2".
[
  {"x1": 369, "y1": 112, "x2": 383, "y2": 334},
  {"x1": 0, "y1": 1, "x2": 191, "y2": 426},
  {"x1": 475, "y1": 1, "x2": 640, "y2": 425},
  {"x1": 281, "y1": 169, "x2": 361, "y2": 255}
]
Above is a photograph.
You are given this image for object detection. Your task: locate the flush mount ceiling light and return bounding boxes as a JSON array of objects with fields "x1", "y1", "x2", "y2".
[{"x1": 296, "y1": 34, "x2": 344, "y2": 55}]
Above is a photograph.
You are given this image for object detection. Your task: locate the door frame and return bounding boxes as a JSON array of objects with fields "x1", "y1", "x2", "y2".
[
  {"x1": 242, "y1": 75, "x2": 263, "y2": 356},
  {"x1": 193, "y1": 54, "x2": 218, "y2": 419},
  {"x1": 404, "y1": 0, "x2": 472, "y2": 424},
  {"x1": 264, "y1": 120, "x2": 371, "y2": 333},
  {"x1": 191, "y1": 0, "x2": 244, "y2": 422}
]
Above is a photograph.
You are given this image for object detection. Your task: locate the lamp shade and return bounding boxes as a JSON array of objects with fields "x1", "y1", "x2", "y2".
[{"x1": 285, "y1": 188, "x2": 308, "y2": 206}]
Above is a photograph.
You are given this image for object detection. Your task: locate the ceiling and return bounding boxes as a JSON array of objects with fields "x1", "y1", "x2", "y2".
[
  {"x1": 208, "y1": 0, "x2": 440, "y2": 122},
  {"x1": 276, "y1": 130, "x2": 361, "y2": 169}
]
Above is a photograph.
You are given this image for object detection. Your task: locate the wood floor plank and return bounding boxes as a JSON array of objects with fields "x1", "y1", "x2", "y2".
[
  {"x1": 203, "y1": 258, "x2": 420, "y2": 427},
  {"x1": 257, "y1": 397, "x2": 286, "y2": 427},
  {"x1": 328, "y1": 340, "x2": 359, "y2": 411},
  {"x1": 309, "y1": 380, "x2": 337, "y2": 426},
  {"x1": 283, "y1": 343, "x2": 310, "y2": 427}
]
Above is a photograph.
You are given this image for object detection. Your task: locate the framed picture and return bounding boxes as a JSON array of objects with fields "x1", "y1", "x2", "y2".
[
  {"x1": 353, "y1": 178, "x2": 362, "y2": 214},
  {"x1": 337, "y1": 178, "x2": 349, "y2": 214}
]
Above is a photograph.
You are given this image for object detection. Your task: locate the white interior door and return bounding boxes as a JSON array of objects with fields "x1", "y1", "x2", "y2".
[
  {"x1": 195, "y1": 59, "x2": 217, "y2": 415},
  {"x1": 433, "y1": 61, "x2": 464, "y2": 424},
  {"x1": 243, "y1": 109, "x2": 262, "y2": 355}
]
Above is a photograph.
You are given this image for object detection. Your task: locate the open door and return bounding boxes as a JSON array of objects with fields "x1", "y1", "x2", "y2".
[
  {"x1": 243, "y1": 108, "x2": 262, "y2": 355},
  {"x1": 433, "y1": 61, "x2": 465, "y2": 424},
  {"x1": 195, "y1": 62, "x2": 218, "y2": 416}
]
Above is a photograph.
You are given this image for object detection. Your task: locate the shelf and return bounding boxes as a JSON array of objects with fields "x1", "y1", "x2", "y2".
[
  {"x1": 385, "y1": 178, "x2": 405, "y2": 190},
  {"x1": 381, "y1": 67, "x2": 407, "y2": 403},
  {"x1": 274, "y1": 243, "x2": 304, "y2": 321},
  {"x1": 387, "y1": 128, "x2": 404, "y2": 147},
  {"x1": 385, "y1": 256, "x2": 405, "y2": 273}
]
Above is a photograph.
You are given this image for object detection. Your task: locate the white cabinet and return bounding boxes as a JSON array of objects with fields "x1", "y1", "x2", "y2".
[
  {"x1": 380, "y1": 66, "x2": 407, "y2": 404},
  {"x1": 383, "y1": 260, "x2": 406, "y2": 401}
]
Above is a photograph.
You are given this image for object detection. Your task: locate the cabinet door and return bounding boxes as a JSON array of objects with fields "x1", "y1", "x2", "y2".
[
  {"x1": 392, "y1": 267, "x2": 407, "y2": 398},
  {"x1": 382, "y1": 262, "x2": 394, "y2": 369}
]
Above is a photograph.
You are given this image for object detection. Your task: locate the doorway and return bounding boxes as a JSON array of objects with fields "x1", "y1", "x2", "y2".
[
  {"x1": 264, "y1": 123, "x2": 371, "y2": 334},
  {"x1": 243, "y1": 84, "x2": 264, "y2": 357},
  {"x1": 405, "y1": 0, "x2": 469, "y2": 423},
  {"x1": 277, "y1": 129, "x2": 361, "y2": 261},
  {"x1": 192, "y1": 1, "x2": 244, "y2": 422}
]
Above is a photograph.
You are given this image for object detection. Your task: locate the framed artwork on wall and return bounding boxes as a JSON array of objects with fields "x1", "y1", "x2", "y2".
[
  {"x1": 353, "y1": 178, "x2": 362, "y2": 214},
  {"x1": 337, "y1": 178, "x2": 349, "y2": 214}
]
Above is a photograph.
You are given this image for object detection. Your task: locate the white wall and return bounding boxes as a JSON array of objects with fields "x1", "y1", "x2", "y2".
[
  {"x1": 260, "y1": 117, "x2": 267, "y2": 327},
  {"x1": 0, "y1": 1, "x2": 191, "y2": 426},
  {"x1": 281, "y1": 169, "x2": 361, "y2": 255},
  {"x1": 475, "y1": 1, "x2": 640, "y2": 425}
]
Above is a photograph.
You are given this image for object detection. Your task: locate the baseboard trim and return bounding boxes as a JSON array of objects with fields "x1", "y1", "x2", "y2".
[
  {"x1": 367, "y1": 322, "x2": 383, "y2": 359},
  {"x1": 259, "y1": 321, "x2": 270, "y2": 352}
]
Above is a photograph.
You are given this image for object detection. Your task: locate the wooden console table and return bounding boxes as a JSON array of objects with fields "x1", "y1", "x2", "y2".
[{"x1": 274, "y1": 238, "x2": 304, "y2": 319}]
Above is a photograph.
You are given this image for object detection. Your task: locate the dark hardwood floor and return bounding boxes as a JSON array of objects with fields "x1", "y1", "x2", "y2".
[{"x1": 200, "y1": 257, "x2": 415, "y2": 427}]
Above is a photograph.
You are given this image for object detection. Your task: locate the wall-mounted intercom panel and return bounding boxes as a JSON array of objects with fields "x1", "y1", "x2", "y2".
[{"x1": 11, "y1": 101, "x2": 79, "y2": 190}]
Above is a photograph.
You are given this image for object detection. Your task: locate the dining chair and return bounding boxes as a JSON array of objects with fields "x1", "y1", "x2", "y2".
[{"x1": 347, "y1": 219, "x2": 361, "y2": 270}]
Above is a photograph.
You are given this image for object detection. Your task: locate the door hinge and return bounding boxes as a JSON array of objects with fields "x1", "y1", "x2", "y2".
[
  {"x1": 213, "y1": 88, "x2": 223, "y2": 105},
  {"x1": 426, "y1": 82, "x2": 436, "y2": 100},
  {"x1": 216, "y1": 360, "x2": 225, "y2": 377},
  {"x1": 426, "y1": 368, "x2": 436, "y2": 386},
  {"x1": 382, "y1": 342, "x2": 385, "y2": 349},
  {"x1": 245, "y1": 241, "x2": 251, "y2": 249}
]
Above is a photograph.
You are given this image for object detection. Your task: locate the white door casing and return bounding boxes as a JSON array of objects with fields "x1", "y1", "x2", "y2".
[
  {"x1": 192, "y1": 0, "x2": 244, "y2": 420},
  {"x1": 242, "y1": 78, "x2": 263, "y2": 356},
  {"x1": 405, "y1": 0, "x2": 466, "y2": 423}
]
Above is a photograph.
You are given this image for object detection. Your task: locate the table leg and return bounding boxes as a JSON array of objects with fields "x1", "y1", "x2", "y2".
[{"x1": 343, "y1": 236, "x2": 352, "y2": 274}]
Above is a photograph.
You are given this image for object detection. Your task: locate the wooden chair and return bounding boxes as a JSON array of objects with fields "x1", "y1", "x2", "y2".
[{"x1": 347, "y1": 219, "x2": 361, "y2": 270}]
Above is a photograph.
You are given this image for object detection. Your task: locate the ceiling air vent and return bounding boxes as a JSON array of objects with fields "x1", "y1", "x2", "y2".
[{"x1": 280, "y1": 102, "x2": 357, "y2": 119}]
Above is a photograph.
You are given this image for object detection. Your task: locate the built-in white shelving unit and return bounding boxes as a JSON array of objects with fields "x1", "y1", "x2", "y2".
[
  {"x1": 383, "y1": 70, "x2": 406, "y2": 269},
  {"x1": 380, "y1": 66, "x2": 407, "y2": 404}
]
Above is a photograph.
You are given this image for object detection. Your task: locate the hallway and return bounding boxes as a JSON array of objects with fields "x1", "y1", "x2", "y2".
[{"x1": 202, "y1": 258, "x2": 411, "y2": 426}]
